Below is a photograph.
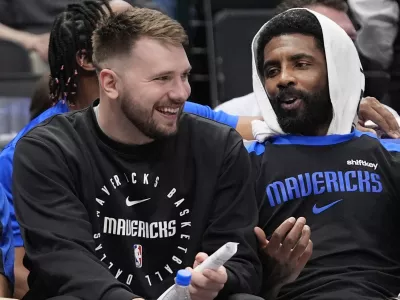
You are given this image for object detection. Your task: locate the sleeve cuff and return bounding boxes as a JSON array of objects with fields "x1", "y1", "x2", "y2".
[{"x1": 13, "y1": 232, "x2": 23, "y2": 247}]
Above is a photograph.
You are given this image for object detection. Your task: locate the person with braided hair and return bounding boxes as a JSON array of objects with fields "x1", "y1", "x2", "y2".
[
  {"x1": 0, "y1": 1, "x2": 133, "y2": 298},
  {"x1": 47, "y1": 0, "x2": 135, "y2": 110}
]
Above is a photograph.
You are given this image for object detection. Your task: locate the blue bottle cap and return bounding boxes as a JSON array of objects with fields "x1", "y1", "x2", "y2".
[{"x1": 175, "y1": 269, "x2": 192, "y2": 286}]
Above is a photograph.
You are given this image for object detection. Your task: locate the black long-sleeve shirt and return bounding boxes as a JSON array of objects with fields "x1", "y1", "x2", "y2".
[{"x1": 13, "y1": 102, "x2": 261, "y2": 300}]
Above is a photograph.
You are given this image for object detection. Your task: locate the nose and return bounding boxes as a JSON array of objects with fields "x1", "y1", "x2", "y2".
[
  {"x1": 277, "y1": 67, "x2": 297, "y2": 89},
  {"x1": 169, "y1": 78, "x2": 191, "y2": 103}
]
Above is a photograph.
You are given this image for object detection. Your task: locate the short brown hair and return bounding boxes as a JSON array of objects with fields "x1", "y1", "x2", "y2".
[
  {"x1": 92, "y1": 7, "x2": 188, "y2": 66},
  {"x1": 277, "y1": 0, "x2": 348, "y2": 14}
]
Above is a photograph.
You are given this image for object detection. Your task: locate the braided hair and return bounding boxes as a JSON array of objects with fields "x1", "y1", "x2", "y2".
[{"x1": 48, "y1": 0, "x2": 112, "y2": 105}]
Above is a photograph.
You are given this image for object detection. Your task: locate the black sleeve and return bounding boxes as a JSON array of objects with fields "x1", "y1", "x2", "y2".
[
  {"x1": 13, "y1": 136, "x2": 140, "y2": 300},
  {"x1": 201, "y1": 131, "x2": 262, "y2": 297}
]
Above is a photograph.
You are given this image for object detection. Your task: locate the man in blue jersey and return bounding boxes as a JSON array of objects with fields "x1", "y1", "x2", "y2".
[{"x1": 249, "y1": 8, "x2": 400, "y2": 299}]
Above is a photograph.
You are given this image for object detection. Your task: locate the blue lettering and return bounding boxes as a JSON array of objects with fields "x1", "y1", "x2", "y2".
[
  {"x1": 324, "y1": 172, "x2": 339, "y2": 192},
  {"x1": 298, "y1": 173, "x2": 312, "y2": 197},
  {"x1": 285, "y1": 177, "x2": 300, "y2": 200},
  {"x1": 266, "y1": 181, "x2": 288, "y2": 207},
  {"x1": 370, "y1": 173, "x2": 383, "y2": 193},
  {"x1": 265, "y1": 171, "x2": 383, "y2": 208},
  {"x1": 357, "y1": 171, "x2": 371, "y2": 192},
  {"x1": 312, "y1": 172, "x2": 325, "y2": 194},
  {"x1": 345, "y1": 171, "x2": 357, "y2": 191},
  {"x1": 337, "y1": 171, "x2": 346, "y2": 192}
]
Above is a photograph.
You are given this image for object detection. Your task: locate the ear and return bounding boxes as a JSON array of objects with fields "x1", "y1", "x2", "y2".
[
  {"x1": 99, "y1": 69, "x2": 119, "y2": 100},
  {"x1": 76, "y1": 49, "x2": 96, "y2": 72}
]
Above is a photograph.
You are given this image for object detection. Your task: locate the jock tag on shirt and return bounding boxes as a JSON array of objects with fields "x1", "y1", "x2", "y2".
[{"x1": 92, "y1": 169, "x2": 193, "y2": 293}]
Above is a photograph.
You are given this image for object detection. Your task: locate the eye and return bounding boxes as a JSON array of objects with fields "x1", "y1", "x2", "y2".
[
  {"x1": 181, "y1": 72, "x2": 190, "y2": 80},
  {"x1": 295, "y1": 62, "x2": 310, "y2": 69},
  {"x1": 155, "y1": 75, "x2": 171, "y2": 82},
  {"x1": 265, "y1": 68, "x2": 279, "y2": 78}
]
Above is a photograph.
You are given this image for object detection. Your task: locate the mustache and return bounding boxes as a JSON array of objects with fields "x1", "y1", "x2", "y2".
[{"x1": 275, "y1": 87, "x2": 308, "y2": 103}]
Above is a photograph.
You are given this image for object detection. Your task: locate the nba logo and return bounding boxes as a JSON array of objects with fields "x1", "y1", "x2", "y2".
[{"x1": 134, "y1": 244, "x2": 142, "y2": 268}]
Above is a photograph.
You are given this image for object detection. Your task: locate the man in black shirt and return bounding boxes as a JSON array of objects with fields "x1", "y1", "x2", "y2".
[
  {"x1": 12, "y1": 7, "x2": 262, "y2": 300},
  {"x1": 249, "y1": 8, "x2": 400, "y2": 299}
]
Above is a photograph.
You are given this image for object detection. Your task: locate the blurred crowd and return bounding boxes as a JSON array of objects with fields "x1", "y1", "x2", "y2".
[{"x1": 1, "y1": 0, "x2": 400, "y2": 133}]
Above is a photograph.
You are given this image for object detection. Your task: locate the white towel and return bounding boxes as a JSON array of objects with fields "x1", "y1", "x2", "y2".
[{"x1": 251, "y1": 8, "x2": 365, "y2": 142}]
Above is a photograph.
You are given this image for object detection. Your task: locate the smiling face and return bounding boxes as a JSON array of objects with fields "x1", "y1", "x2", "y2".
[
  {"x1": 262, "y1": 33, "x2": 333, "y2": 135},
  {"x1": 108, "y1": 37, "x2": 191, "y2": 139}
]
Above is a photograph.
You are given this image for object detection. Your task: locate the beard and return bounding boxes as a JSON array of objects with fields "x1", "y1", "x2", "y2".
[
  {"x1": 270, "y1": 85, "x2": 333, "y2": 136},
  {"x1": 120, "y1": 92, "x2": 182, "y2": 140}
]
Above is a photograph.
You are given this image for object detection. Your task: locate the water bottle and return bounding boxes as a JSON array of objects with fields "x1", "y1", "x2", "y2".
[{"x1": 174, "y1": 269, "x2": 192, "y2": 300}]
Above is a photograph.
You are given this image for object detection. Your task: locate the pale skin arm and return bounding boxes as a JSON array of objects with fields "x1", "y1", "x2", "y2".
[
  {"x1": 0, "y1": 23, "x2": 49, "y2": 61},
  {"x1": 236, "y1": 116, "x2": 263, "y2": 140},
  {"x1": 0, "y1": 23, "x2": 36, "y2": 49}
]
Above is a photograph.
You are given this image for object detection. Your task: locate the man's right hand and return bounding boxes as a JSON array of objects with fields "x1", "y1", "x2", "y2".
[
  {"x1": 185, "y1": 252, "x2": 227, "y2": 300},
  {"x1": 254, "y1": 217, "x2": 313, "y2": 286}
]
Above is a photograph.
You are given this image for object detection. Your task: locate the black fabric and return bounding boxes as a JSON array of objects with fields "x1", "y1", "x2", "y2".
[
  {"x1": 13, "y1": 100, "x2": 261, "y2": 299},
  {"x1": 250, "y1": 134, "x2": 400, "y2": 299},
  {"x1": 228, "y1": 294, "x2": 264, "y2": 300},
  {"x1": 388, "y1": 0, "x2": 400, "y2": 111},
  {"x1": 0, "y1": 0, "x2": 80, "y2": 31}
]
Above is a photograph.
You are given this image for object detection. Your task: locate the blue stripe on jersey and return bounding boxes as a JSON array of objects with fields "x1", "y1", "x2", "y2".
[
  {"x1": 246, "y1": 141, "x2": 266, "y2": 155},
  {"x1": 246, "y1": 129, "x2": 400, "y2": 154},
  {"x1": 354, "y1": 130, "x2": 400, "y2": 153},
  {"x1": 270, "y1": 131, "x2": 356, "y2": 146}
]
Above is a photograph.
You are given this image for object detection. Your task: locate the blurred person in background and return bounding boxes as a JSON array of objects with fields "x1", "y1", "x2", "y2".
[
  {"x1": 348, "y1": 0, "x2": 399, "y2": 106},
  {"x1": 0, "y1": 0, "x2": 159, "y2": 74},
  {"x1": 153, "y1": 0, "x2": 177, "y2": 18},
  {"x1": 215, "y1": 0, "x2": 400, "y2": 138},
  {"x1": 29, "y1": 73, "x2": 50, "y2": 120}
]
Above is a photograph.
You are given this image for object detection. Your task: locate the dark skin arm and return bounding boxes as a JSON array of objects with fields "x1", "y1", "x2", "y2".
[
  {"x1": 254, "y1": 218, "x2": 313, "y2": 300},
  {"x1": 0, "y1": 273, "x2": 11, "y2": 298},
  {"x1": 13, "y1": 247, "x2": 29, "y2": 299}
]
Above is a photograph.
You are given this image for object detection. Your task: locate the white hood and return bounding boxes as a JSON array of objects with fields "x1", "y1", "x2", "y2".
[{"x1": 251, "y1": 8, "x2": 365, "y2": 142}]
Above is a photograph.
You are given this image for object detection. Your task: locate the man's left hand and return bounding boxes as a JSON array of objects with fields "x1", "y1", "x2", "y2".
[
  {"x1": 255, "y1": 217, "x2": 312, "y2": 285},
  {"x1": 187, "y1": 252, "x2": 227, "y2": 300},
  {"x1": 358, "y1": 96, "x2": 400, "y2": 138}
]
